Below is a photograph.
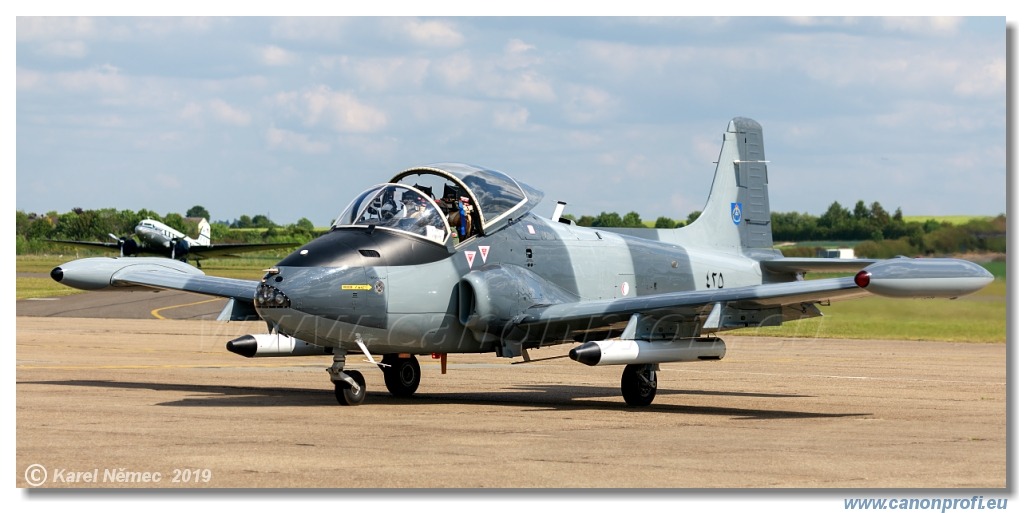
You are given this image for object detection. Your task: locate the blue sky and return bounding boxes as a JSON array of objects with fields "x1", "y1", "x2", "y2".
[{"x1": 15, "y1": 16, "x2": 1008, "y2": 227}]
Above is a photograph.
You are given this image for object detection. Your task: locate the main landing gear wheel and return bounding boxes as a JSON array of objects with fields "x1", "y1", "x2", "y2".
[
  {"x1": 382, "y1": 354, "x2": 421, "y2": 397},
  {"x1": 621, "y1": 364, "x2": 657, "y2": 407},
  {"x1": 334, "y1": 370, "x2": 366, "y2": 406}
]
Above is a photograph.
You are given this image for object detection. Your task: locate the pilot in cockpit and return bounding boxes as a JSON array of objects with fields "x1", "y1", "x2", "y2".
[
  {"x1": 439, "y1": 184, "x2": 475, "y2": 240},
  {"x1": 399, "y1": 187, "x2": 447, "y2": 243}
]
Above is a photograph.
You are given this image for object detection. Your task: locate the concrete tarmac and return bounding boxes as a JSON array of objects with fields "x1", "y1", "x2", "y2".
[{"x1": 15, "y1": 292, "x2": 1007, "y2": 489}]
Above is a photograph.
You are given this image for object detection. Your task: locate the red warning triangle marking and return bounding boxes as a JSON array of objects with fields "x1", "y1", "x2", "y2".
[
  {"x1": 479, "y1": 246, "x2": 490, "y2": 263},
  {"x1": 464, "y1": 250, "x2": 477, "y2": 268}
]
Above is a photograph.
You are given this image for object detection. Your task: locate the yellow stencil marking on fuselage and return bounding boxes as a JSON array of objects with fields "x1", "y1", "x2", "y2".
[{"x1": 341, "y1": 284, "x2": 373, "y2": 291}]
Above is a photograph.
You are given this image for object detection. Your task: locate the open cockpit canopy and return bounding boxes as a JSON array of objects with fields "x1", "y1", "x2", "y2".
[{"x1": 333, "y1": 163, "x2": 543, "y2": 243}]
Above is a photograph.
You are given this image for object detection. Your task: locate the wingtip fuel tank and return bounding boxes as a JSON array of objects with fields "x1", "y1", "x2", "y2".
[
  {"x1": 854, "y1": 258, "x2": 994, "y2": 299},
  {"x1": 50, "y1": 257, "x2": 203, "y2": 291}
]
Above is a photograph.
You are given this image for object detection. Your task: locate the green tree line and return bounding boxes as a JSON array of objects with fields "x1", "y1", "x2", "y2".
[
  {"x1": 16, "y1": 200, "x2": 1005, "y2": 259},
  {"x1": 566, "y1": 200, "x2": 1005, "y2": 258}
]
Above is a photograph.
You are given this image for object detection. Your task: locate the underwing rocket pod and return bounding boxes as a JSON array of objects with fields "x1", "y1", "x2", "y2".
[
  {"x1": 569, "y1": 338, "x2": 726, "y2": 366},
  {"x1": 226, "y1": 333, "x2": 331, "y2": 358}
]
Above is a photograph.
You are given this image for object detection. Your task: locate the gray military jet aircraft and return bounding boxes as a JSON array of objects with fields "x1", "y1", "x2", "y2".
[
  {"x1": 50, "y1": 217, "x2": 298, "y2": 266},
  {"x1": 50, "y1": 118, "x2": 994, "y2": 407}
]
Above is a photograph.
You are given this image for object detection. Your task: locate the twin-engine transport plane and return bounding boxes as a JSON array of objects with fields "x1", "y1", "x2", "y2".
[
  {"x1": 50, "y1": 217, "x2": 298, "y2": 266},
  {"x1": 50, "y1": 118, "x2": 994, "y2": 407}
]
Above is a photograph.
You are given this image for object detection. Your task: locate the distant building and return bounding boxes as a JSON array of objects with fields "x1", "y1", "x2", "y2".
[{"x1": 818, "y1": 248, "x2": 856, "y2": 259}]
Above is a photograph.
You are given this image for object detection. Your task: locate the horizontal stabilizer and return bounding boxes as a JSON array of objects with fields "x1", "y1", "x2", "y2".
[{"x1": 761, "y1": 258, "x2": 877, "y2": 274}]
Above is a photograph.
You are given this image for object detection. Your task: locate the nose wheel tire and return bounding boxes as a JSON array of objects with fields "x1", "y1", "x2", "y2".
[
  {"x1": 621, "y1": 364, "x2": 657, "y2": 407},
  {"x1": 334, "y1": 370, "x2": 366, "y2": 406},
  {"x1": 382, "y1": 355, "x2": 421, "y2": 397}
]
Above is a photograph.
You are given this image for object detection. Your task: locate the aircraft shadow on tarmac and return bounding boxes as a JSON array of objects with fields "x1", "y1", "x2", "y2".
[{"x1": 21, "y1": 379, "x2": 869, "y2": 420}]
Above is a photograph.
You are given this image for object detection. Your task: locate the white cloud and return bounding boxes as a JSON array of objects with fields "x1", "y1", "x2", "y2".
[
  {"x1": 17, "y1": 17, "x2": 97, "y2": 41},
  {"x1": 954, "y1": 58, "x2": 1006, "y2": 97},
  {"x1": 403, "y1": 95, "x2": 485, "y2": 126},
  {"x1": 261, "y1": 45, "x2": 296, "y2": 66},
  {"x1": 881, "y1": 16, "x2": 963, "y2": 35},
  {"x1": 56, "y1": 64, "x2": 128, "y2": 93},
  {"x1": 301, "y1": 85, "x2": 388, "y2": 133},
  {"x1": 39, "y1": 40, "x2": 88, "y2": 58},
  {"x1": 562, "y1": 85, "x2": 615, "y2": 124},
  {"x1": 497, "y1": 71, "x2": 556, "y2": 102},
  {"x1": 502, "y1": 39, "x2": 540, "y2": 69},
  {"x1": 347, "y1": 57, "x2": 431, "y2": 92},
  {"x1": 16, "y1": 67, "x2": 43, "y2": 90},
  {"x1": 492, "y1": 105, "x2": 530, "y2": 131},
  {"x1": 14, "y1": 17, "x2": 1006, "y2": 223},
  {"x1": 208, "y1": 99, "x2": 252, "y2": 126},
  {"x1": 179, "y1": 102, "x2": 205, "y2": 122},
  {"x1": 432, "y1": 44, "x2": 556, "y2": 102},
  {"x1": 266, "y1": 126, "x2": 330, "y2": 154},
  {"x1": 178, "y1": 99, "x2": 252, "y2": 127},
  {"x1": 565, "y1": 130, "x2": 603, "y2": 148},
  {"x1": 579, "y1": 41, "x2": 694, "y2": 76},
  {"x1": 434, "y1": 53, "x2": 475, "y2": 87},
  {"x1": 270, "y1": 17, "x2": 354, "y2": 42},
  {"x1": 399, "y1": 18, "x2": 464, "y2": 48},
  {"x1": 623, "y1": 154, "x2": 654, "y2": 179}
]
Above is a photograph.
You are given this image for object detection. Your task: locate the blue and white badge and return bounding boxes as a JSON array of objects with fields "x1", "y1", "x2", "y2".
[{"x1": 730, "y1": 202, "x2": 743, "y2": 225}]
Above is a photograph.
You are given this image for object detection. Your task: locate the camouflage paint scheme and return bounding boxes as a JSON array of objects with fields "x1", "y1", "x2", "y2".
[{"x1": 50, "y1": 118, "x2": 994, "y2": 406}]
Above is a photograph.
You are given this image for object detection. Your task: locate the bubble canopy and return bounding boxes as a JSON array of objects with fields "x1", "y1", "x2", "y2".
[
  {"x1": 335, "y1": 184, "x2": 450, "y2": 243},
  {"x1": 333, "y1": 163, "x2": 544, "y2": 242}
]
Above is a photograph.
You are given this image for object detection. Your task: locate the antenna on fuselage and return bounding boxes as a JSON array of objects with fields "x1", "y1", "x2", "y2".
[{"x1": 551, "y1": 201, "x2": 567, "y2": 221}]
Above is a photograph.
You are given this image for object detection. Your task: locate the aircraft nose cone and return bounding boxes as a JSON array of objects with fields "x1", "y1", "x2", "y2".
[{"x1": 50, "y1": 267, "x2": 64, "y2": 283}]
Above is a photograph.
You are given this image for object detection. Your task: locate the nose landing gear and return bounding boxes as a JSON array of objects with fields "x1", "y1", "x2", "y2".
[
  {"x1": 334, "y1": 370, "x2": 366, "y2": 406},
  {"x1": 327, "y1": 350, "x2": 424, "y2": 405},
  {"x1": 327, "y1": 351, "x2": 366, "y2": 406}
]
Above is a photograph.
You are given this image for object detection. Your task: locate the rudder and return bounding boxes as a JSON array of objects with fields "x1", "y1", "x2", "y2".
[
  {"x1": 197, "y1": 218, "x2": 212, "y2": 246},
  {"x1": 676, "y1": 117, "x2": 773, "y2": 251}
]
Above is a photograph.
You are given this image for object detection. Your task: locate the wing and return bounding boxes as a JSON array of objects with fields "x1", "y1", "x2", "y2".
[
  {"x1": 47, "y1": 239, "x2": 121, "y2": 251},
  {"x1": 524, "y1": 276, "x2": 868, "y2": 327},
  {"x1": 514, "y1": 257, "x2": 993, "y2": 336},
  {"x1": 51, "y1": 256, "x2": 258, "y2": 301},
  {"x1": 188, "y1": 242, "x2": 300, "y2": 259}
]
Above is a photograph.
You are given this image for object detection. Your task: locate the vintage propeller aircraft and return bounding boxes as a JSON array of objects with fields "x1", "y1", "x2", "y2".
[
  {"x1": 49, "y1": 217, "x2": 298, "y2": 266},
  {"x1": 50, "y1": 118, "x2": 994, "y2": 407}
]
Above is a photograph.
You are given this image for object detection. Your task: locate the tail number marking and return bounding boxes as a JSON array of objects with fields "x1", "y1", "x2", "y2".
[{"x1": 706, "y1": 272, "x2": 725, "y2": 289}]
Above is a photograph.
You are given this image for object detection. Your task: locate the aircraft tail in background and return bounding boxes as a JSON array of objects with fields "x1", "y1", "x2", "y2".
[{"x1": 194, "y1": 218, "x2": 212, "y2": 247}]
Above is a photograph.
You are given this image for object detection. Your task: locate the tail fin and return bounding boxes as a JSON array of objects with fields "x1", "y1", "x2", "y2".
[
  {"x1": 675, "y1": 117, "x2": 773, "y2": 251},
  {"x1": 196, "y1": 218, "x2": 212, "y2": 246}
]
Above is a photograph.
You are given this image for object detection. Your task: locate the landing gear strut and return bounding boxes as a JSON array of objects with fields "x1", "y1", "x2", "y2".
[
  {"x1": 327, "y1": 351, "x2": 366, "y2": 406},
  {"x1": 621, "y1": 364, "x2": 658, "y2": 407},
  {"x1": 381, "y1": 354, "x2": 420, "y2": 397}
]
